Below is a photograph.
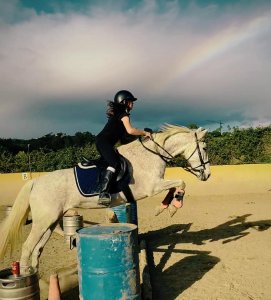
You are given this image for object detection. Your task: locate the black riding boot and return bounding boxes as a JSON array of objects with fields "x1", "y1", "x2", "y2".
[{"x1": 98, "y1": 169, "x2": 115, "y2": 206}]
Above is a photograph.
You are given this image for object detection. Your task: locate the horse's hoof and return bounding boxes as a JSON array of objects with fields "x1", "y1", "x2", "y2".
[
  {"x1": 20, "y1": 265, "x2": 35, "y2": 275},
  {"x1": 168, "y1": 204, "x2": 178, "y2": 217},
  {"x1": 154, "y1": 205, "x2": 167, "y2": 216}
]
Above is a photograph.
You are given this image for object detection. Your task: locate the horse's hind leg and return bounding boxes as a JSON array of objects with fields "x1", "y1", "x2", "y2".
[
  {"x1": 20, "y1": 220, "x2": 57, "y2": 274},
  {"x1": 31, "y1": 219, "x2": 60, "y2": 269},
  {"x1": 31, "y1": 227, "x2": 52, "y2": 269},
  {"x1": 20, "y1": 223, "x2": 46, "y2": 274}
]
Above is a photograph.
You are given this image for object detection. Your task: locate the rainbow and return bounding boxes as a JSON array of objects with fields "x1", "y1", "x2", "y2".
[{"x1": 155, "y1": 13, "x2": 271, "y2": 92}]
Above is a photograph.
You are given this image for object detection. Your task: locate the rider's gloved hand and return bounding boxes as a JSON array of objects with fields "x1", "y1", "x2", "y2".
[
  {"x1": 144, "y1": 128, "x2": 153, "y2": 134},
  {"x1": 144, "y1": 131, "x2": 152, "y2": 139},
  {"x1": 143, "y1": 128, "x2": 153, "y2": 140}
]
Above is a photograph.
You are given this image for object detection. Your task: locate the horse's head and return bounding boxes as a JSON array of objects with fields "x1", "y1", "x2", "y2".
[
  {"x1": 183, "y1": 127, "x2": 211, "y2": 181},
  {"x1": 137, "y1": 124, "x2": 211, "y2": 181}
]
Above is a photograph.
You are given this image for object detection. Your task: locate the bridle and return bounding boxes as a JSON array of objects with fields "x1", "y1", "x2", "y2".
[
  {"x1": 183, "y1": 133, "x2": 210, "y2": 176},
  {"x1": 139, "y1": 132, "x2": 210, "y2": 176}
]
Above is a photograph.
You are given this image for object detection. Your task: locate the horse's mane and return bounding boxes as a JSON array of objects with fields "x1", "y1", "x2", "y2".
[
  {"x1": 119, "y1": 123, "x2": 191, "y2": 151},
  {"x1": 155, "y1": 123, "x2": 191, "y2": 146}
]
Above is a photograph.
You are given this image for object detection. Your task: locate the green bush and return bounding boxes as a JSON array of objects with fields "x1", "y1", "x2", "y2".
[{"x1": 0, "y1": 126, "x2": 270, "y2": 173}]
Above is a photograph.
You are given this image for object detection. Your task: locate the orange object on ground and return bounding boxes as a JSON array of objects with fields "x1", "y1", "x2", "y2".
[{"x1": 48, "y1": 274, "x2": 61, "y2": 300}]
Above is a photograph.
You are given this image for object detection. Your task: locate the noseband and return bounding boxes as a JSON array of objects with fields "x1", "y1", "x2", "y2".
[{"x1": 139, "y1": 132, "x2": 209, "y2": 174}]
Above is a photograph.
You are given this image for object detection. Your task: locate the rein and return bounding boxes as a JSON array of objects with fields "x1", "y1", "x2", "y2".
[{"x1": 139, "y1": 135, "x2": 174, "y2": 163}]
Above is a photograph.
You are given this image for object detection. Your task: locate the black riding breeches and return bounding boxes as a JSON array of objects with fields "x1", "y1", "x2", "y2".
[{"x1": 95, "y1": 139, "x2": 119, "y2": 170}]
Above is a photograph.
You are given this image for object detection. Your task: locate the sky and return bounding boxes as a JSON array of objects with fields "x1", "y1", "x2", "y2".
[{"x1": 0, "y1": 0, "x2": 271, "y2": 139}]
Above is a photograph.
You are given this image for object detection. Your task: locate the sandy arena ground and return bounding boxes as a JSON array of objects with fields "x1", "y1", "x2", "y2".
[{"x1": 0, "y1": 164, "x2": 271, "y2": 300}]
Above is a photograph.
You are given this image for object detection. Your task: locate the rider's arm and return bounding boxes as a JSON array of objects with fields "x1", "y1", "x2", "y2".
[{"x1": 121, "y1": 116, "x2": 151, "y2": 138}]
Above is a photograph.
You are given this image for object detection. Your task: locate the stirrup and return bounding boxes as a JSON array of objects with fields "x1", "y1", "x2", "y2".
[{"x1": 98, "y1": 192, "x2": 111, "y2": 206}]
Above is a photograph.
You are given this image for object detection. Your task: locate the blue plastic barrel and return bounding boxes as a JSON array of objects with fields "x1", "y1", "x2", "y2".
[
  {"x1": 130, "y1": 202, "x2": 138, "y2": 226},
  {"x1": 77, "y1": 224, "x2": 140, "y2": 300},
  {"x1": 112, "y1": 203, "x2": 131, "y2": 223},
  {"x1": 112, "y1": 202, "x2": 138, "y2": 225}
]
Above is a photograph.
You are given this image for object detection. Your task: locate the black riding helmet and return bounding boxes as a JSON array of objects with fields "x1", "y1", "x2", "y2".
[{"x1": 114, "y1": 90, "x2": 137, "y2": 105}]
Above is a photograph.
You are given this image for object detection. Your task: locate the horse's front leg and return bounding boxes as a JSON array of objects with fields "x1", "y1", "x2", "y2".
[
  {"x1": 153, "y1": 179, "x2": 185, "y2": 194},
  {"x1": 154, "y1": 180, "x2": 186, "y2": 217}
]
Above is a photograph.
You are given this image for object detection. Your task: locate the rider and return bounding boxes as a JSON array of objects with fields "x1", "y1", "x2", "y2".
[{"x1": 95, "y1": 90, "x2": 152, "y2": 206}]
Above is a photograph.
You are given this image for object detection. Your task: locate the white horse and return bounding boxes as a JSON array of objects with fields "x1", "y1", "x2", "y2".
[{"x1": 0, "y1": 125, "x2": 210, "y2": 273}]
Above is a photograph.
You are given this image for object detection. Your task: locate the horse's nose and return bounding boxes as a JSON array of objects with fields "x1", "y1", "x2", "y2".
[{"x1": 202, "y1": 172, "x2": 211, "y2": 181}]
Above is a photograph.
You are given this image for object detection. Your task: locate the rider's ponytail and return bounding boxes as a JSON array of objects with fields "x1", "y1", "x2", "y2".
[{"x1": 106, "y1": 101, "x2": 126, "y2": 118}]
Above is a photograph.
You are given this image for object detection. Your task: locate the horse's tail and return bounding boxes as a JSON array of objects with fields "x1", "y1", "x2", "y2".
[{"x1": 0, "y1": 179, "x2": 34, "y2": 259}]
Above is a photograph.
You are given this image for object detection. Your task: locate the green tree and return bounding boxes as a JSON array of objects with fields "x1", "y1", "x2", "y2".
[
  {"x1": 14, "y1": 151, "x2": 29, "y2": 172},
  {"x1": 0, "y1": 151, "x2": 14, "y2": 173}
]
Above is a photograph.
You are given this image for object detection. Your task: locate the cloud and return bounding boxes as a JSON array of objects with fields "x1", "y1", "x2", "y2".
[{"x1": 0, "y1": 0, "x2": 270, "y2": 138}]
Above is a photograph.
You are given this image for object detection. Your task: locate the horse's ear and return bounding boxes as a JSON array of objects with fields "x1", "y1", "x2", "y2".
[{"x1": 196, "y1": 127, "x2": 208, "y2": 140}]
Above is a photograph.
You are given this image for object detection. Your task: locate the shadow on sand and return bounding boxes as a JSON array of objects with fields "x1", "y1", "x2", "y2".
[{"x1": 140, "y1": 214, "x2": 271, "y2": 300}]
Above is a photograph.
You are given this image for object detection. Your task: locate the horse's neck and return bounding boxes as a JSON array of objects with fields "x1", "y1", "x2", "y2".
[
  {"x1": 119, "y1": 132, "x2": 192, "y2": 162},
  {"x1": 158, "y1": 132, "x2": 191, "y2": 158},
  {"x1": 118, "y1": 139, "x2": 166, "y2": 173}
]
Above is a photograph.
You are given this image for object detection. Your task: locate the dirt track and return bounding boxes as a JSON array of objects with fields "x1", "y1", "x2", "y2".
[{"x1": 0, "y1": 165, "x2": 271, "y2": 299}]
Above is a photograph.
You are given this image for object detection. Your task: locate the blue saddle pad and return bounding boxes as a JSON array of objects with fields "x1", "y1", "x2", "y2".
[
  {"x1": 74, "y1": 164, "x2": 100, "y2": 197},
  {"x1": 74, "y1": 160, "x2": 131, "y2": 197}
]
